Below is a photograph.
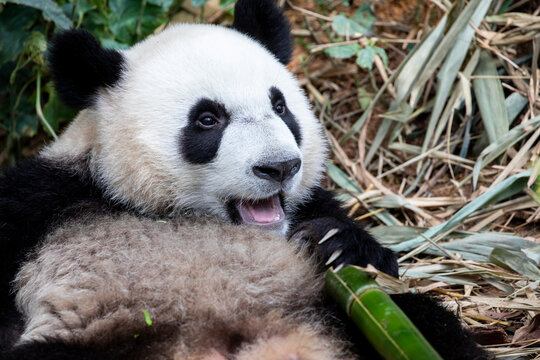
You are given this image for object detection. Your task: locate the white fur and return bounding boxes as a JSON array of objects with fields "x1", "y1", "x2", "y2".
[{"x1": 42, "y1": 24, "x2": 327, "y2": 231}]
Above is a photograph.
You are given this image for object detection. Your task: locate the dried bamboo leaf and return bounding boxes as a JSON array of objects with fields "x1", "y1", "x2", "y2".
[
  {"x1": 392, "y1": 170, "x2": 532, "y2": 253},
  {"x1": 473, "y1": 115, "x2": 540, "y2": 188},
  {"x1": 489, "y1": 248, "x2": 540, "y2": 280},
  {"x1": 327, "y1": 163, "x2": 399, "y2": 226},
  {"x1": 432, "y1": 49, "x2": 480, "y2": 144},
  {"x1": 394, "y1": 16, "x2": 449, "y2": 104},
  {"x1": 460, "y1": 296, "x2": 540, "y2": 311},
  {"x1": 410, "y1": 0, "x2": 483, "y2": 99},
  {"x1": 421, "y1": 0, "x2": 491, "y2": 156},
  {"x1": 505, "y1": 92, "x2": 528, "y2": 124},
  {"x1": 371, "y1": 226, "x2": 475, "y2": 245}
]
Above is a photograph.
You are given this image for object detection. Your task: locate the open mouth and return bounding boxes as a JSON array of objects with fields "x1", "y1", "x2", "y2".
[{"x1": 235, "y1": 194, "x2": 285, "y2": 226}]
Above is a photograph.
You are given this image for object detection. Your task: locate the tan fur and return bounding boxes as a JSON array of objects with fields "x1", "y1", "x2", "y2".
[{"x1": 15, "y1": 215, "x2": 352, "y2": 359}]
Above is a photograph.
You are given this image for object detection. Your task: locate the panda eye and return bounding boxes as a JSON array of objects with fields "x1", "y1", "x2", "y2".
[
  {"x1": 197, "y1": 114, "x2": 219, "y2": 129},
  {"x1": 274, "y1": 101, "x2": 286, "y2": 115}
]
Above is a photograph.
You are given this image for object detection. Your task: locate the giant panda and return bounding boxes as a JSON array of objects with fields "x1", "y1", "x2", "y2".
[{"x1": 0, "y1": 1, "x2": 488, "y2": 359}]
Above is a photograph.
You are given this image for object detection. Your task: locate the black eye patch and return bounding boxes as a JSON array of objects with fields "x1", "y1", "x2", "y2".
[
  {"x1": 180, "y1": 99, "x2": 230, "y2": 164},
  {"x1": 269, "y1": 87, "x2": 302, "y2": 146}
]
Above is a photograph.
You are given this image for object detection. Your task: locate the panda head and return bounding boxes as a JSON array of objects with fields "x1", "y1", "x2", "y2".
[{"x1": 42, "y1": 0, "x2": 327, "y2": 232}]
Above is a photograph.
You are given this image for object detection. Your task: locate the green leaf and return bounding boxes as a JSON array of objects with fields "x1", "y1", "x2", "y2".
[
  {"x1": 352, "y1": 2, "x2": 375, "y2": 29},
  {"x1": 356, "y1": 46, "x2": 375, "y2": 70},
  {"x1": 332, "y1": 14, "x2": 369, "y2": 37},
  {"x1": 147, "y1": 0, "x2": 174, "y2": 9},
  {"x1": 75, "y1": 0, "x2": 96, "y2": 15},
  {"x1": 109, "y1": 0, "x2": 167, "y2": 44},
  {"x1": 372, "y1": 46, "x2": 388, "y2": 68},
  {"x1": 13, "y1": 96, "x2": 38, "y2": 137},
  {"x1": 358, "y1": 87, "x2": 372, "y2": 110},
  {"x1": 43, "y1": 84, "x2": 77, "y2": 131},
  {"x1": 25, "y1": 31, "x2": 47, "y2": 64},
  {"x1": 0, "y1": 5, "x2": 36, "y2": 67},
  {"x1": 191, "y1": 0, "x2": 208, "y2": 7},
  {"x1": 2, "y1": 0, "x2": 72, "y2": 29},
  {"x1": 325, "y1": 44, "x2": 361, "y2": 59},
  {"x1": 220, "y1": 0, "x2": 235, "y2": 8},
  {"x1": 141, "y1": 309, "x2": 153, "y2": 326}
]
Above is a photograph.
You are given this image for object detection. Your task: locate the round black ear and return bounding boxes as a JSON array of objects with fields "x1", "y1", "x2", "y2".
[
  {"x1": 232, "y1": 0, "x2": 293, "y2": 65},
  {"x1": 48, "y1": 29, "x2": 125, "y2": 110}
]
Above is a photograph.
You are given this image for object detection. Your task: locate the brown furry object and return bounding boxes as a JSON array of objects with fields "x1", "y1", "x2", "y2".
[{"x1": 14, "y1": 214, "x2": 352, "y2": 360}]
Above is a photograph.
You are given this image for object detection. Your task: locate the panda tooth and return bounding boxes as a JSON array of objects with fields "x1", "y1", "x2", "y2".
[
  {"x1": 318, "y1": 228, "x2": 339, "y2": 244},
  {"x1": 325, "y1": 249, "x2": 343, "y2": 266}
]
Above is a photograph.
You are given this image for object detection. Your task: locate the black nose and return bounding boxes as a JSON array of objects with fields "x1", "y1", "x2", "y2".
[{"x1": 253, "y1": 158, "x2": 301, "y2": 183}]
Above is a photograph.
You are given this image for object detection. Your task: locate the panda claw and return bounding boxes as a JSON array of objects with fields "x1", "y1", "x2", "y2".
[
  {"x1": 325, "y1": 249, "x2": 343, "y2": 266},
  {"x1": 333, "y1": 263, "x2": 344, "y2": 272},
  {"x1": 318, "y1": 228, "x2": 339, "y2": 244},
  {"x1": 289, "y1": 229, "x2": 310, "y2": 243}
]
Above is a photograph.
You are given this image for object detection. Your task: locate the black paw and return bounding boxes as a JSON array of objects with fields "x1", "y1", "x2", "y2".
[{"x1": 289, "y1": 217, "x2": 398, "y2": 277}]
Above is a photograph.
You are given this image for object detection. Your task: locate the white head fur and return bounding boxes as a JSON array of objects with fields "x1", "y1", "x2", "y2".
[{"x1": 43, "y1": 22, "x2": 327, "y2": 232}]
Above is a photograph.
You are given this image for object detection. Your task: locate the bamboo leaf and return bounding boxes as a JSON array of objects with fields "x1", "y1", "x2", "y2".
[
  {"x1": 473, "y1": 51, "x2": 509, "y2": 144},
  {"x1": 409, "y1": 0, "x2": 484, "y2": 100},
  {"x1": 505, "y1": 92, "x2": 528, "y2": 124},
  {"x1": 394, "y1": 16, "x2": 448, "y2": 104},
  {"x1": 489, "y1": 248, "x2": 540, "y2": 280}
]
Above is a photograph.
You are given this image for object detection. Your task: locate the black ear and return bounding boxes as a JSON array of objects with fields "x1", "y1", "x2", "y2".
[
  {"x1": 48, "y1": 29, "x2": 125, "y2": 110},
  {"x1": 232, "y1": 0, "x2": 293, "y2": 65}
]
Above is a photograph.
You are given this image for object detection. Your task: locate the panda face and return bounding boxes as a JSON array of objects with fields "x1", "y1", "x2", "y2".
[{"x1": 44, "y1": 24, "x2": 327, "y2": 232}]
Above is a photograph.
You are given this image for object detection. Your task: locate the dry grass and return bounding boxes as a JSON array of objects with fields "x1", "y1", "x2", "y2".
[{"x1": 282, "y1": 0, "x2": 540, "y2": 358}]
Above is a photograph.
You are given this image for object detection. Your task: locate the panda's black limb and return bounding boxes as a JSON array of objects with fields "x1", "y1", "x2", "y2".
[
  {"x1": 289, "y1": 186, "x2": 399, "y2": 277},
  {"x1": 1, "y1": 341, "x2": 115, "y2": 360}
]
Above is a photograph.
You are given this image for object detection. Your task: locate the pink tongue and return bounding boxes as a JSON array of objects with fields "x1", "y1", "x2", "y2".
[
  {"x1": 238, "y1": 195, "x2": 283, "y2": 224},
  {"x1": 247, "y1": 199, "x2": 278, "y2": 223}
]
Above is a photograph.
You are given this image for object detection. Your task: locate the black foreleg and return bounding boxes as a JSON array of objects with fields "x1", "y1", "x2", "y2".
[
  {"x1": 392, "y1": 293, "x2": 489, "y2": 360},
  {"x1": 289, "y1": 187, "x2": 398, "y2": 277},
  {"x1": 1, "y1": 341, "x2": 118, "y2": 360}
]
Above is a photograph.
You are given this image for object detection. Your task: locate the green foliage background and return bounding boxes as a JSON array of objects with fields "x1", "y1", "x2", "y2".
[{"x1": 0, "y1": 0, "x2": 195, "y2": 165}]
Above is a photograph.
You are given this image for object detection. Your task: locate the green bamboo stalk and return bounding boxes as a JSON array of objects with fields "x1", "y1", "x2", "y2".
[{"x1": 325, "y1": 266, "x2": 443, "y2": 360}]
